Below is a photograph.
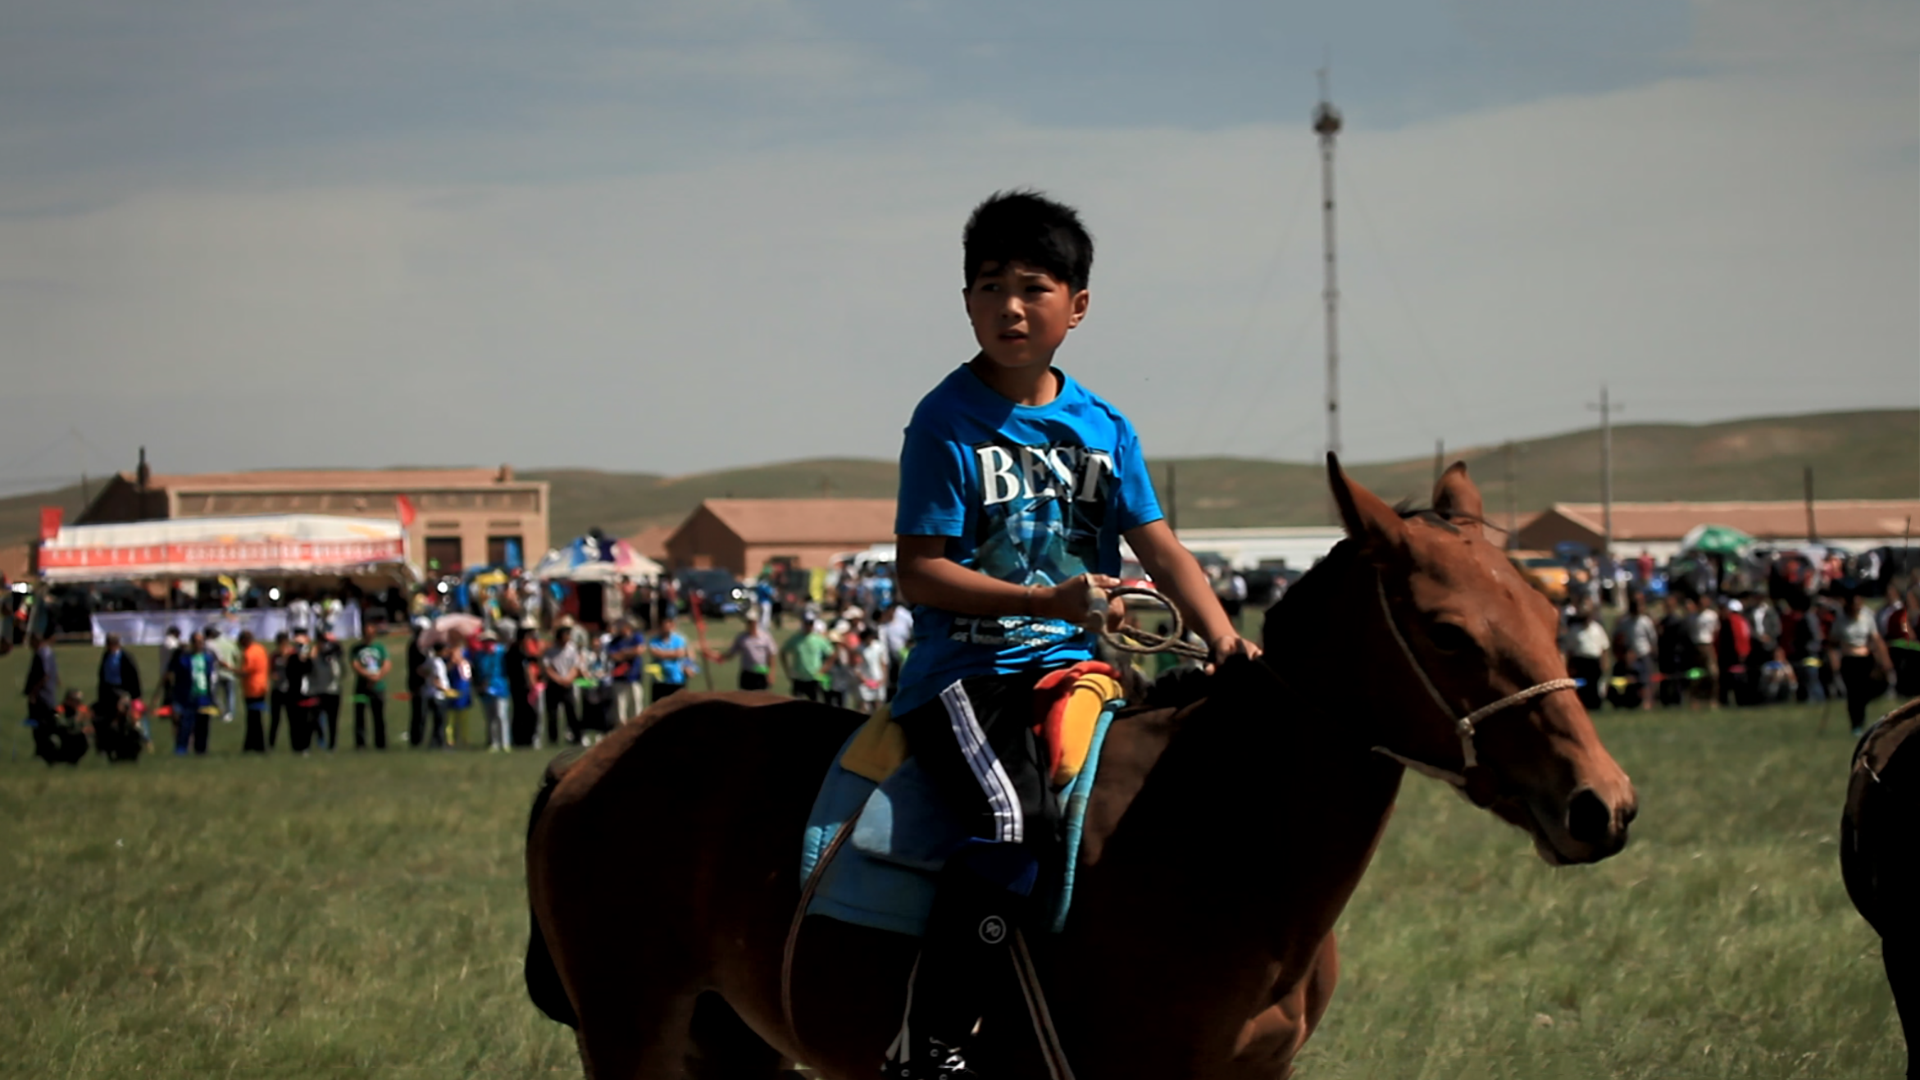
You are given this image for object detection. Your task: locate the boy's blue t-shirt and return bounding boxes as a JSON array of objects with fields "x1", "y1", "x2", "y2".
[
  {"x1": 649, "y1": 632, "x2": 688, "y2": 685},
  {"x1": 892, "y1": 364, "x2": 1162, "y2": 716}
]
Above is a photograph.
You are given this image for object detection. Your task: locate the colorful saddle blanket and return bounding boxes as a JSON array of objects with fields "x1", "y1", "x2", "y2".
[{"x1": 797, "y1": 678, "x2": 1125, "y2": 938}]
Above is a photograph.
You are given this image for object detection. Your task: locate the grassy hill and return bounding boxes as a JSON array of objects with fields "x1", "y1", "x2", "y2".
[
  {"x1": 2, "y1": 410, "x2": 1912, "y2": 548},
  {"x1": 0, "y1": 481, "x2": 91, "y2": 555},
  {"x1": 532, "y1": 408, "x2": 1916, "y2": 537},
  {"x1": 1159, "y1": 408, "x2": 1920, "y2": 528}
]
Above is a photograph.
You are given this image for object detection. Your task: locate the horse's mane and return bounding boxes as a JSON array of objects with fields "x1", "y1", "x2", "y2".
[
  {"x1": 1133, "y1": 539, "x2": 1362, "y2": 714},
  {"x1": 1139, "y1": 664, "x2": 1216, "y2": 710},
  {"x1": 1261, "y1": 537, "x2": 1360, "y2": 660}
]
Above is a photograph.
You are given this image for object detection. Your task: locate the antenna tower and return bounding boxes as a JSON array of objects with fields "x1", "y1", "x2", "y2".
[{"x1": 1314, "y1": 71, "x2": 1343, "y2": 462}]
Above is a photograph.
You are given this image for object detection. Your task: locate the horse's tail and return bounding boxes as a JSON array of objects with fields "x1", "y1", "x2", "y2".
[{"x1": 525, "y1": 754, "x2": 581, "y2": 1029}]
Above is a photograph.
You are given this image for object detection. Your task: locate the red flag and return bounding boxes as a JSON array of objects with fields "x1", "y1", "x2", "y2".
[
  {"x1": 39, "y1": 506, "x2": 63, "y2": 540},
  {"x1": 395, "y1": 494, "x2": 416, "y2": 527}
]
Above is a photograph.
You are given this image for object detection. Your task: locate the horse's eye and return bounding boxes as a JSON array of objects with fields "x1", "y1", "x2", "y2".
[{"x1": 1428, "y1": 623, "x2": 1476, "y2": 655}]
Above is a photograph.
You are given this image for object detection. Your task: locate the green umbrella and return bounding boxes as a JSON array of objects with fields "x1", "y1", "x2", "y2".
[{"x1": 1679, "y1": 523, "x2": 1755, "y2": 556}]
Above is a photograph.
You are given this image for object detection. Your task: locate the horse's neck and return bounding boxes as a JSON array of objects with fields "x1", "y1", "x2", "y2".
[
  {"x1": 1084, "y1": 699, "x2": 1399, "y2": 967},
  {"x1": 1082, "y1": 570, "x2": 1402, "y2": 973}
]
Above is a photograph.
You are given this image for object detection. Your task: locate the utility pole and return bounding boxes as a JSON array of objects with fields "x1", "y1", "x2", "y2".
[
  {"x1": 1804, "y1": 465, "x2": 1818, "y2": 543},
  {"x1": 1587, "y1": 386, "x2": 1624, "y2": 563},
  {"x1": 1166, "y1": 462, "x2": 1179, "y2": 533},
  {"x1": 1503, "y1": 441, "x2": 1518, "y2": 550},
  {"x1": 1314, "y1": 72, "x2": 1343, "y2": 464},
  {"x1": 1432, "y1": 439, "x2": 1445, "y2": 487}
]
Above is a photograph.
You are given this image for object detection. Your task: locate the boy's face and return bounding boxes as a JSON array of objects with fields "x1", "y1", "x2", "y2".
[{"x1": 964, "y1": 260, "x2": 1087, "y2": 372}]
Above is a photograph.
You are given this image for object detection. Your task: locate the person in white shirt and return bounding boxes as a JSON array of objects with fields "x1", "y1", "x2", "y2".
[
  {"x1": 1685, "y1": 594, "x2": 1720, "y2": 709},
  {"x1": 1829, "y1": 590, "x2": 1893, "y2": 736},
  {"x1": 420, "y1": 640, "x2": 452, "y2": 750},
  {"x1": 1560, "y1": 604, "x2": 1611, "y2": 708},
  {"x1": 287, "y1": 595, "x2": 313, "y2": 636},
  {"x1": 857, "y1": 632, "x2": 891, "y2": 715},
  {"x1": 879, "y1": 603, "x2": 914, "y2": 697}
]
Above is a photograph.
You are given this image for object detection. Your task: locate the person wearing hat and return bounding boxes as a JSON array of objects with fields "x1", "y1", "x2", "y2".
[
  {"x1": 709, "y1": 608, "x2": 777, "y2": 692},
  {"x1": 780, "y1": 617, "x2": 832, "y2": 701},
  {"x1": 474, "y1": 628, "x2": 512, "y2": 751}
]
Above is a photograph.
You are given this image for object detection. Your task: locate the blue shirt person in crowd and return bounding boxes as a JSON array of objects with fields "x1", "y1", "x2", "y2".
[
  {"x1": 473, "y1": 630, "x2": 513, "y2": 752},
  {"x1": 168, "y1": 630, "x2": 220, "y2": 756},
  {"x1": 644, "y1": 616, "x2": 691, "y2": 705}
]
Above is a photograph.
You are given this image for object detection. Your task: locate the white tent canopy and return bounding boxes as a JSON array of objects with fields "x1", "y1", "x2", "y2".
[{"x1": 39, "y1": 514, "x2": 409, "y2": 582}]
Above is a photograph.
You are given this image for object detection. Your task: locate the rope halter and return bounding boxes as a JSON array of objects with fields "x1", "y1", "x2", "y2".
[{"x1": 1370, "y1": 575, "x2": 1577, "y2": 790}]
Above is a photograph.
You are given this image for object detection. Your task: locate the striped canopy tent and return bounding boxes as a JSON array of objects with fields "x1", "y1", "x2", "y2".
[
  {"x1": 531, "y1": 533, "x2": 662, "y2": 583},
  {"x1": 37, "y1": 514, "x2": 411, "y2": 582}
]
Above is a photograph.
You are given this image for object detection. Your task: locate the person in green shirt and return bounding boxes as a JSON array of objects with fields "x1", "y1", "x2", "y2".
[
  {"x1": 779, "y1": 620, "x2": 832, "y2": 702},
  {"x1": 351, "y1": 626, "x2": 391, "y2": 750}
]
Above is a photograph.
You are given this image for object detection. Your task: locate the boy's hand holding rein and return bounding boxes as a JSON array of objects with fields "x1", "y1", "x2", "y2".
[{"x1": 1033, "y1": 573, "x2": 1123, "y2": 628}]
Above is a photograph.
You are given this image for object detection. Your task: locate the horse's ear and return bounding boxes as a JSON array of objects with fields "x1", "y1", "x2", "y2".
[
  {"x1": 1432, "y1": 462, "x2": 1484, "y2": 528},
  {"x1": 1327, "y1": 453, "x2": 1406, "y2": 557}
]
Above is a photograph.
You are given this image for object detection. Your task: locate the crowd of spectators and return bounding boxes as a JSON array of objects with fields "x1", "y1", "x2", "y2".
[
  {"x1": 1549, "y1": 549, "x2": 1915, "y2": 737},
  {"x1": 22, "y1": 543, "x2": 1913, "y2": 764},
  {"x1": 16, "y1": 558, "x2": 922, "y2": 764}
]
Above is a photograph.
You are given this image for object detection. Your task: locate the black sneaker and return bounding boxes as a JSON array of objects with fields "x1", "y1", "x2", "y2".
[{"x1": 881, "y1": 1039, "x2": 976, "y2": 1080}]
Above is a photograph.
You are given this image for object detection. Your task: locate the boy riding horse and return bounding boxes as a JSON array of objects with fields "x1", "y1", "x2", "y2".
[{"x1": 883, "y1": 190, "x2": 1258, "y2": 1078}]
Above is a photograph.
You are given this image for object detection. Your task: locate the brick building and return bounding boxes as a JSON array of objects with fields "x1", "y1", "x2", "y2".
[
  {"x1": 73, "y1": 456, "x2": 550, "y2": 576},
  {"x1": 664, "y1": 498, "x2": 895, "y2": 575},
  {"x1": 1516, "y1": 499, "x2": 1920, "y2": 560}
]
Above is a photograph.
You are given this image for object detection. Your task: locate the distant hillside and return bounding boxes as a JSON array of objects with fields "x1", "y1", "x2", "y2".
[
  {"x1": 1167, "y1": 408, "x2": 1920, "y2": 528},
  {"x1": 533, "y1": 409, "x2": 1917, "y2": 537},
  {"x1": 2, "y1": 411, "x2": 1912, "y2": 548},
  {"x1": 0, "y1": 481, "x2": 91, "y2": 553},
  {"x1": 527, "y1": 459, "x2": 899, "y2": 542}
]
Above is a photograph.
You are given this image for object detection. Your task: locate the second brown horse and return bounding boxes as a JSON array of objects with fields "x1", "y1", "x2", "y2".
[{"x1": 526, "y1": 459, "x2": 1639, "y2": 1078}]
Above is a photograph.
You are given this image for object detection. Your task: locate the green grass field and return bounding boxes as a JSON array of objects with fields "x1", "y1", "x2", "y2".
[{"x1": 0, "y1": 630, "x2": 1907, "y2": 1078}]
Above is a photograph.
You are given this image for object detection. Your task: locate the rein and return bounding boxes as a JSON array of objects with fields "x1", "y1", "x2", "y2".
[
  {"x1": 1088, "y1": 585, "x2": 1212, "y2": 662},
  {"x1": 1370, "y1": 575, "x2": 1576, "y2": 789}
]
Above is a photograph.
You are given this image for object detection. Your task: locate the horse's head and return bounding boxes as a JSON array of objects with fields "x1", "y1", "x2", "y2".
[{"x1": 1326, "y1": 455, "x2": 1637, "y2": 865}]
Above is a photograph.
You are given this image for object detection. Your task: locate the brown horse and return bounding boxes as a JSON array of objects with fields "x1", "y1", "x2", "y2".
[
  {"x1": 525, "y1": 459, "x2": 1638, "y2": 1078},
  {"x1": 1841, "y1": 696, "x2": 1919, "y2": 1077}
]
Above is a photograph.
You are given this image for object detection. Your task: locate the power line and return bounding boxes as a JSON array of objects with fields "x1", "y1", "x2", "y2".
[
  {"x1": 1343, "y1": 162, "x2": 1467, "y2": 420},
  {"x1": 1182, "y1": 151, "x2": 1321, "y2": 455}
]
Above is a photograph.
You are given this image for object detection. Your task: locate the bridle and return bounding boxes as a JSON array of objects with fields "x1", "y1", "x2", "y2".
[{"x1": 1370, "y1": 575, "x2": 1576, "y2": 791}]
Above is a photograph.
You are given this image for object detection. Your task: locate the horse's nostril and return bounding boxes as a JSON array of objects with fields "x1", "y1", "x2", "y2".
[{"x1": 1566, "y1": 789, "x2": 1613, "y2": 848}]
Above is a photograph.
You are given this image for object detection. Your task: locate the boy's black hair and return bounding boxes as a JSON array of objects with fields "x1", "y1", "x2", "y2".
[{"x1": 963, "y1": 189, "x2": 1094, "y2": 293}]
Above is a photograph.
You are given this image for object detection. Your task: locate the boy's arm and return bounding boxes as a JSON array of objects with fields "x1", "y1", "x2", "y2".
[
  {"x1": 896, "y1": 535, "x2": 1114, "y2": 623},
  {"x1": 1123, "y1": 520, "x2": 1260, "y2": 664}
]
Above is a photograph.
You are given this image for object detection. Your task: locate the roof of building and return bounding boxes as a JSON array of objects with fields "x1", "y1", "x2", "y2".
[
  {"x1": 684, "y1": 498, "x2": 897, "y2": 545},
  {"x1": 624, "y1": 523, "x2": 675, "y2": 561},
  {"x1": 1538, "y1": 500, "x2": 1920, "y2": 542},
  {"x1": 110, "y1": 467, "x2": 532, "y2": 491}
]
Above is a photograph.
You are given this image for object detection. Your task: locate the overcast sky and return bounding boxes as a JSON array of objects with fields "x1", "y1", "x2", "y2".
[{"x1": 1, "y1": 0, "x2": 1914, "y2": 491}]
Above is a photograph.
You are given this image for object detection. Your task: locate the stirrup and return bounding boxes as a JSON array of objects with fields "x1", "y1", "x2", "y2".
[{"x1": 882, "y1": 1038, "x2": 975, "y2": 1080}]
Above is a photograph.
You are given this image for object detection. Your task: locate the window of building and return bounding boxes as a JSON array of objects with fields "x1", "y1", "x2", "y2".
[
  {"x1": 425, "y1": 536, "x2": 463, "y2": 573},
  {"x1": 487, "y1": 535, "x2": 523, "y2": 569}
]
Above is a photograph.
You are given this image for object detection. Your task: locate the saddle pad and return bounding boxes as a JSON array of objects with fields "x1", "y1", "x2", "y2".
[{"x1": 797, "y1": 703, "x2": 1122, "y2": 938}]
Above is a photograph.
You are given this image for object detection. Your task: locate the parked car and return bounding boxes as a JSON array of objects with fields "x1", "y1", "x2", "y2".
[
  {"x1": 675, "y1": 569, "x2": 747, "y2": 617},
  {"x1": 1508, "y1": 550, "x2": 1571, "y2": 603}
]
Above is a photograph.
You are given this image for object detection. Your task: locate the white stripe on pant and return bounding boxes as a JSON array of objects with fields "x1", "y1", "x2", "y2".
[{"x1": 938, "y1": 680, "x2": 1024, "y2": 845}]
